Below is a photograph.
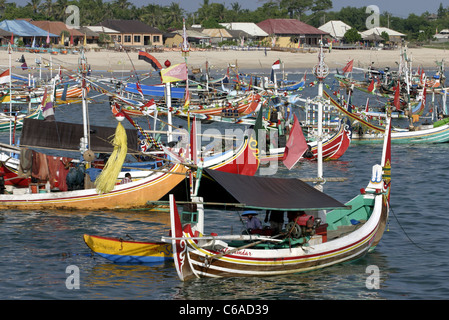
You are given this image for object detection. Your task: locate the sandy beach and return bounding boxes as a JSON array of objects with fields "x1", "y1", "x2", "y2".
[{"x1": 2, "y1": 47, "x2": 448, "y2": 74}]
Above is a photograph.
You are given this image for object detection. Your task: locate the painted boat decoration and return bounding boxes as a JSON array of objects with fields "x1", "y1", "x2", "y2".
[{"x1": 163, "y1": 117, "x2": 392, "y2": 280}]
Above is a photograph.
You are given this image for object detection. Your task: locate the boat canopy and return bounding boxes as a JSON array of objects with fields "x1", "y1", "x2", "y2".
[
  {"x1": 20, "y1": 118, "x2": 139, "y2": 153},
  {"x1": 201, "y1": 168, "x2": 347, "y2": 211}
]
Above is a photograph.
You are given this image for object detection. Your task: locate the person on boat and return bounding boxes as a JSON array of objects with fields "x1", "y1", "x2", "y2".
[
  {"x1": 120, "y1": 173, "x2": 132, "y2": 184},
  {"x1": 264, "y1": 210, "x2": 284, "y2": 235},
  {"x1": 242, "y1": 211, "x2": 262, "y2": 232}
]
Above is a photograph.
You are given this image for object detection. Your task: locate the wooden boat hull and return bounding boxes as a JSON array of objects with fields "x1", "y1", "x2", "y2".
[
  {"x1": 0, "y1": 163, "x2": 187, "y2": 211},
  {"x1": 83, "y1": 234, "x2": 173, "y2": 263},
  {"x1": 352, "y1": 123, "x2": 449, "y2": 144}
]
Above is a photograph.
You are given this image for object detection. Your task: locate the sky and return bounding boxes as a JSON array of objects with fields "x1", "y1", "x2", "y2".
[{"x1": 9, "y1": 0, "x2": 445, "y2": 17}]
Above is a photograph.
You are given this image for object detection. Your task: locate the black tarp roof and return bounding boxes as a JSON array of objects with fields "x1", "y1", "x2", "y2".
[
  {"x1": 20, "y1": 118, "x2": 138, "y2": 153},
  {"x1": 201, "y1": 169, "x2": 347, "y2": 211}
]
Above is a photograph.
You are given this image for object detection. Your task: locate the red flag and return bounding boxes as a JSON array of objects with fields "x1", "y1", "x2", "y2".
[
  {"x1": 393, "y1": 82, "x2": 401, "y2": 111},
  {"x1": 367, "y1": 79, "x2": 375, "y2": 93},
  {"x1": 10, "y1": 33, "x2": 13, "y2": 44},
  {"x1": 342, "y1": 60, "x2": 353, "y2": 73},
  {"x1": 282, "y1": 114, "x2": 308, "y2": 170}
]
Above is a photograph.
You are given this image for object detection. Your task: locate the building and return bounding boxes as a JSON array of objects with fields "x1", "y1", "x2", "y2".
[
  {"x1": 77, "y1": 26, "x2": 100, "y2": 45},
  {"x1": 257, "y1": 19, "x2": 328, "y2": 47},
  {"x1": 434, "y1": 29, "x2": 449, "y2": 42},
  {"x1": 99, "y1": 19, "x2": 163, "y2": 47},
  {"x1": 164, "y1": 29, "x2": 211, "y2": 48},
  {"x1": 0, "y1": 20, "x2": 58, "y2": 46},
  {"x1": 319, "y1": 20, "x2": 353, "y2": 41},
  {"x1": 219, "y1": 22, "x2": 268, "y2": 41},
  {"x1": 30, "y1": 21, "x2": 85, "y2": 46},
  {"x1": 200, "y1": 28, "x2": 233, "y2": 45},
  {"x1": 360, "y1": 27, "x2": 405, "y2": 43},
  {"x1": 0, "y1": 28, "x2": 13, "y2": 46}
]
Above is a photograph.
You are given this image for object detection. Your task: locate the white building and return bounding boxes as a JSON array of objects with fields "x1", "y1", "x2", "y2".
[
  {"x1": 360, "y1": 27, "x2": 405, "y2": 43},
  {"x1": 219, "y1": 22, "x2": 268, "y2": 39},
  {"x1": 318, "y1": 20, "x2": 353, "y2": 40}
]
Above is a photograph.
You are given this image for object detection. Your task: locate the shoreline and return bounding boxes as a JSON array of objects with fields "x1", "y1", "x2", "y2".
[{"x1": 1, "y1": 47, "x2": 447, "y2": 74}]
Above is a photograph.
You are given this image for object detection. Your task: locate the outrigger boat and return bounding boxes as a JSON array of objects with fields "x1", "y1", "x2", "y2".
[
  {"x1": 324, "y1": 91, "x2": 449, "y2": 144},
  {"x1": 163, "y1": 115, "x2": 391, "y2": 280}
]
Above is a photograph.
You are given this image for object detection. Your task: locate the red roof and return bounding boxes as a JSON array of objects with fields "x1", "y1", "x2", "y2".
[{"x1": 257, "y1": 19, "x2": 328, "y2": 35}]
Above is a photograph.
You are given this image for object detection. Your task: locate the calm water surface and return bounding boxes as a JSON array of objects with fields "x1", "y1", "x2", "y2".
[{"x1": 1, "y1": 66, "x2": 449, "y2": 300}]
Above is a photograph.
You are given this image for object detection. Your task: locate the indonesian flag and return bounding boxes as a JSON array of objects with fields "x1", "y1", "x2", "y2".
[
  {"x1": 342, "y1": 59, "x2": 354, "y2": 73},
  {"x1": 0, "y1": 69, "x2": 11, "y2": 84},
  {"x1": 282, "y1": 114, "x2": 308, "y2": 170},
  {"x1": 272, "y1": 59, "x2": 281, "y2": 70}
]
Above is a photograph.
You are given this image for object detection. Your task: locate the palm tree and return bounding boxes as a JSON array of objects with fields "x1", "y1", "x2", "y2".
[
  {"x1": 41, "y1": 0, "x2": 53, "y2": 19},
  {"x1": 54, "y1": 0, "x2": 68, "y2": 21},
  {"x1": 27, "y1": 0, "x2": 41, "y2": 15}
]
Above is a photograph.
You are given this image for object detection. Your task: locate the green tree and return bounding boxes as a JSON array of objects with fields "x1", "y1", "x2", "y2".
[{"x1": 343, "y1": 28, "x2": 362, "y2": 43}]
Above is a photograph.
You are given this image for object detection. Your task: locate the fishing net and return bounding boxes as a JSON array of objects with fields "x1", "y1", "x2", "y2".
[{"x1": 95, "y1": 122, "x2": 128, "y2": 194}]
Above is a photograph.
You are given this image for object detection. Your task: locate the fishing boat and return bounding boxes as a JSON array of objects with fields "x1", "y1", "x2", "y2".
[
  {"x1": 0, "y1": 106, "x2": 43, "y2": 132},
  {"x1": 323, "y1": 90, "x2": 449, "y2": 144},
  {"x1": 163, "y1": 113, "x2": 391, "y2": 280},
  {"x1": 83, "y1": 234, "x2": 173, "y2": 263}
]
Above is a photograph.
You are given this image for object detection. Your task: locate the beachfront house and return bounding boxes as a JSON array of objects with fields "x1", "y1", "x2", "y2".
[
  {"x1": 219, "y1": 22, "x2": 269, "y2": 43},
  {"x1": 201, "y1": 28, "x2": 233, "y2": 45},
  {"x1": 257, "y1": 19, "x2": 329, "y2": 48},
  {"x1": 0, "y1": 28, "x2": 13, "y2": 46},
  {"x1": 0, "y1": 20, "x2": 58, "y2": 47},
  {"x1": 30, "y1": 21, "x2": 85, "y2": 46},
  {"x1": 360, "y1": 27, "x2": 405, "y2": 44},
  {"x1": 98, "y1": 19, "x2": 164, "y2": 47},
  {"x1": 318, "y1": 20, "x2": 352, "y2": 41},
  {"x1": 434, "y1": 29, "x2": 449, "y2": 42},
  {"x1": 164, "y1": 29, "x2": 211, "y2": 48}
]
